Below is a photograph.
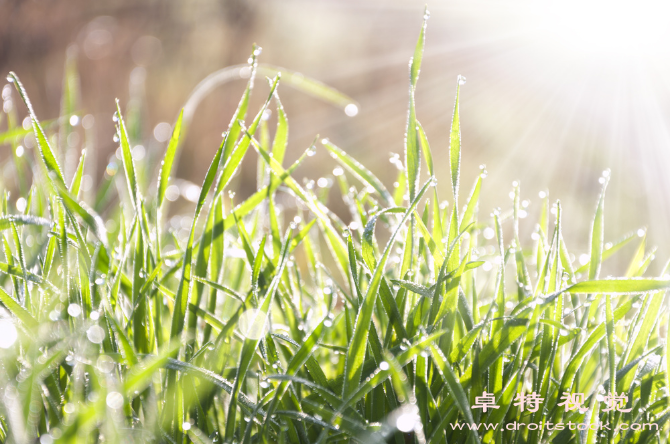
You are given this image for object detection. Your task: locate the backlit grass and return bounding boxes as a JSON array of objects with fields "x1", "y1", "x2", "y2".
[{"x1": 0, "y1": 11, "x2": 669, "y2": 444}]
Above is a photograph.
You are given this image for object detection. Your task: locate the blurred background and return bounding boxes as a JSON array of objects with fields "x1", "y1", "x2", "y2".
[{"x1": 1, "y1": 0, "x2": 670, "y2": 272}]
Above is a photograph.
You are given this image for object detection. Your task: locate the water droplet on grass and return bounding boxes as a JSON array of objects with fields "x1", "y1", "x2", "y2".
[
  {"x1": 395, "y1": 406, "x2": 420, "y2": 432},
  {"x1": 106, "y1": 391, "x2": 124, "y2": 409},
  {"x1": 87, "y1": 325, "x2": 105, "y2": 344},
  {"x1": 68, "y1": 304, "x2": 82, "y2": 317},
  {"x1": 344, "y1": 103, "x2": 358, "y2": 117},
  {"x1": 0, "y1": 319, "x2": 18, "y2": 349}
]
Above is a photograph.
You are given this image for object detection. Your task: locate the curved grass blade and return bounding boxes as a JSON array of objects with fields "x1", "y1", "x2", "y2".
[
  {"x1": 216, "y1": 75, "x2": 279, "y2": 195},
  {"x1": 321, "y1": 139, "x2": 393, "y2": 206},
  {"x1": 257, "y1": 64, "x2": 358, "y2": 111},
  {"x1": 0, "y1": 215, "x2": 52, "y2": 232},
  {"x1": 0, "y1": 286, "x2": 38, "y2": 329},
  {"x1": 8, "y1": 72, "x2": 66, "y2": 188},
  {"x1": 541, "y1": 278, "x2": 670, "y2": 304}
]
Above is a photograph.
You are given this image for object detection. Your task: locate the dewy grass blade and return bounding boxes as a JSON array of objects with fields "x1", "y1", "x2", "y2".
[
  {"x1": 8, "y1": 72, "x2": 66, "y2": 188},
  {"x1": 430, "y1": 345, "x2": 481, "y2": 444},
  {"x1": 248, "y1": 129, "x2": 350, "y2": 275},
  {"x1": 216, "y1": 75, "x2": 279, "y2": 195},
  {"x1": 69, "y1": 149, "x2": 86, "y2": 198},
  {"x1": 157, "y1": 109, "x2": 184, "y2": 209},
  {"x1": 449, "y1": 76, "x2": 464, "y2": 205},
  {"x1": 343, "y1": 177, "x2": 433, "y2": 399},
  {"x1": 0, "y1": 214, "x2": 51, "y2": 232},
  {"x1": 404, "y1": 13, "x2": 427, "y2": 201},
  {"x1": 165, "y1": 138, "x2": 225, "y2": 436},
  {"x1": 322, "y1": 139, "x2": 393, "y2": 206},
  {"x1": 541, "y1": 278, "x2": 670, "y2": 304},
  {"x1": 0, "y1": 286, "x2": 38, "y2": 329},
  {"x1": 257, "y1": 64, "x2": 358, "y2": 112},
  {"x1": 225, "y1": 227, "x2": 293, "y2": 440},
  {"x1": 115, "y1": 100, "x2": 140, "y2": 210},
  {"x1": 589, "y1": 173, "x2": 609, "y2": 280}
]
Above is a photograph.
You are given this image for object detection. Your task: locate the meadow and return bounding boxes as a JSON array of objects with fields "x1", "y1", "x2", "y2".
[{"x1": 0, "y1": 11, "x2": 669, "y2": 444}]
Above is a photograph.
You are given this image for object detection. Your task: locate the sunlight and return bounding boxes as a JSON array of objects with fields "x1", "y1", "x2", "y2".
[{"x1": 539, "y1": 0, "x2": 670, "y2": 57}]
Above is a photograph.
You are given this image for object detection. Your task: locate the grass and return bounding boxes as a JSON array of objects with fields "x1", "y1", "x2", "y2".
[{"x1": 1, "y1": 10, "x2": 670, "y2": 444}]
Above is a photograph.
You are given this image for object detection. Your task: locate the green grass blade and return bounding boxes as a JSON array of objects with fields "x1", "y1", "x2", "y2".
[
  {"x1": 430, "y1": 345, "x2": 481, "y2": 444},
  {"x1": 322, "y1": 139, "x2": 393, "y2": 206},
  {"x1": 69, "y1": 149, "x2": 86, "y2": 198},
  {"x1": 257, "y1": 64, "x2": 358, "y2": 112},
  {"x1": 404, "y1": 15, "x2": 427, "y2": 201},
  {"x1": 0, "y1": 286, "x2": 38, "y2": 329},
  {"x1": 343, "y1": 177, "x2": 433, "y2": 399},
  {"x1": 157, "y1": 109, "x2": 184, "y2": 209},
  {"x1": 115, "y1": 100, "x2": 140, "y2": 209},
  {"x1": 8, "y1": 72, "x2": 66, "y2": 188},
  {"x1": 225, "y1": 227, "x2": 292, "y2": 439},
  {"x1": 0, "y1": 215, "x2": 51, "y2": 232},
  {"x1": 449, "y1": 77, "x2": 464, "y2": 204},
  {"x1": 588, "y1": 174, "x2": 609, "y2": 279}
]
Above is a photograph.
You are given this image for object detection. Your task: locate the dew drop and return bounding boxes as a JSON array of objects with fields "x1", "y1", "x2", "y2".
[
  {"x1": 457, "y1": 75, "x2": 467, "y2": 85},
  {"x1": 87, "y1": 325, "x2": 105, "y2": 344},
  {"x1": 306, "y1": 145, "x2": 317, "y2": 157},
  {"x1": 395, "y1": 406, "x2": 420, "y2": 433},
  {"x1": 106, "y1": 391, "x2": 124, "y2": 409},
  {"x1": 0, "y1": 319, "x2": 18, "y2": 349},
  {"x1": 68, "y1": 304, "x2": 82, "y2": 318},
  {"x1": 344, "y1": 103, "x2": 358, "y2": 117}
]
